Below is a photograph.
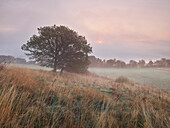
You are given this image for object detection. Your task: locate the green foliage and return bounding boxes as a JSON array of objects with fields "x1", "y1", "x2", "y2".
[{"x1": 21, "y1": 25, "x2": 92, "y2": 73}]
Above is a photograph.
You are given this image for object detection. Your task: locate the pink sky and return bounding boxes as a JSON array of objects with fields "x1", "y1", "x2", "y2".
[{"x1": 0, "y1": 0, "x2": 170, "y2": 61}]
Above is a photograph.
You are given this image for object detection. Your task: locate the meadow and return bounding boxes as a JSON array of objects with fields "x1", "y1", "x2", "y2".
[
  {"x1": 89, "y1": 68, "x2": 170, "y2": 90},
  {"x1": 10, "y1": 63, "x2": 52, "y2": 71},
  {"x1": 12, "y1": 64, "x2": 170, "y2": 90},
  {"x1": 0, "y1": 64, "x2": 169, "y2": 127}
]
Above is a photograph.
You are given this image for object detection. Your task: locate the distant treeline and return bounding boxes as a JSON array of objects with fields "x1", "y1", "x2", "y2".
[
  {"x1": 89, "y1": 56, "x2": 170, "y2": 68},
  {"x1": 0, "y1": 55, "x2": 35, "y2": 64},
  {"x1": 1, "y1": 55, "x2": 170, "y2": 68}
]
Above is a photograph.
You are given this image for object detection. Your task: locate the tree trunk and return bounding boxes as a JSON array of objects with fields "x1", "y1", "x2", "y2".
[
  {"x1": 53, "y1": 59, "x2": 57, "y2": 72},
  {"x1": 60, "y1": 68, "x2": 64, "y2": 75}
]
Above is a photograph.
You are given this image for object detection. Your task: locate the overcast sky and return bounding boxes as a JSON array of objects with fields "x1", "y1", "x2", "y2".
[{"x1": 0, "y1": 0, "x2": 170, "y2": 62}]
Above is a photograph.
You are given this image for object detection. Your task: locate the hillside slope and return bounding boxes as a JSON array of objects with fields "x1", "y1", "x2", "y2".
[{"x1": 0, "y1": 65, "x2": 169, "y2": 128}]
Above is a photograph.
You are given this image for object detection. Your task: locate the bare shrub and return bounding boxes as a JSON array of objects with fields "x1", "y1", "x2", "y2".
[{"x1": 115, "y1": 76, "x2": 130, "y2": 83}]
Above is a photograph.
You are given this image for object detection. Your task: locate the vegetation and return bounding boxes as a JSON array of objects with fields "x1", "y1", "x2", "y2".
[
  {"x1": 21, "y1": 25, "x2": 92, "y2": 74},
  {"x1": 89, "y1": 56, "x2": 170, "y2": 68},
  {"x1": 89, "y1": 68, "x2": 170, "y2": 90},
  {"x1": 115, "y1": 76, "x2": 130, "y2": 84},
  {"x1": 0, "y1": 64, "x2": 169, "y2": 128}
]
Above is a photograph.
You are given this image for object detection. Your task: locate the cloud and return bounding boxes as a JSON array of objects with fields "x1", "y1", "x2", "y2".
[
  {"x1": 0, "y1": 26, "x2": 17, "y2": 34},
  {"x1": 0, "y1": 0, "x2": 170, "y2": 60}
]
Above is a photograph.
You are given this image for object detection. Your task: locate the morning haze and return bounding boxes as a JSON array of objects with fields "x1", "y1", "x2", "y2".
[
  {"x1": 0, "y1": 0, "x2": 170, "y2": 61},
  {"x1": 0, "y1": 1, "x2": 170, "y2": 127}
]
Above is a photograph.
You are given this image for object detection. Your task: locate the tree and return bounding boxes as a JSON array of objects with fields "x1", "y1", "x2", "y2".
[
  {"x1": 147, "y1": 60, "x2": 153, "y2": 67},
  {"x1": 116, "y1": 60, "x2": 126, "y2": 68},
  {"x1": 129, "y1": 60, "x2": 137, "y2": 67},
  {"x1": 21, "y1": 25, "x2": 92, "y2": 74},
  {"x1": 138, "y1": 60, "x2": 145, "y2": 67},
  {"x1": 106, "y1": 59, "x2": 116, "y2": 67}
]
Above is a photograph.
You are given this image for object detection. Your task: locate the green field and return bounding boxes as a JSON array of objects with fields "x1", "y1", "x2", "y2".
[{"x1": 89, "y1": 68, "x2": 170, "y2": 90}]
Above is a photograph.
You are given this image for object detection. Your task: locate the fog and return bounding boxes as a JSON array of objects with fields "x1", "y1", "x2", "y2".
[{"x1": 0, "y1": 0, "x2": 170, "y2": 61}]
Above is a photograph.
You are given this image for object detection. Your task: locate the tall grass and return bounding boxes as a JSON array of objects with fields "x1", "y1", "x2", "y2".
[{"x1": 0, "y1": 65, "x2": 169, "y2": 128}]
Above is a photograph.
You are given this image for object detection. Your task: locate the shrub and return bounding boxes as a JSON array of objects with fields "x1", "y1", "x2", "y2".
[{"x1": 115, "y1": 76, "x2": 130, "y2": 84}]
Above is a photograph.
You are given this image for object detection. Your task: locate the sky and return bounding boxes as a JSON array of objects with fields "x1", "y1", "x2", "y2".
[{"x1": 0, "y1": 0, "x2": 170, "y2": 62}]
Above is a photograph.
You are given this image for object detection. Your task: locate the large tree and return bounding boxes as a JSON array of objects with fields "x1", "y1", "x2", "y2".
[{"x1": 21, "y1": 25, "x2": 92, "y2": 74}]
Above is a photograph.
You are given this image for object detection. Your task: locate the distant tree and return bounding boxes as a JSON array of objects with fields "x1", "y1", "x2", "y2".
[
  {"x1": 161, "y1": 58, "x2": 168, "y2": 67},
  {"x1": 154, "y1": 60, "x2": 162, "y2": 67},
  {"x1": 88, "y1": 56, "x2": 106, "y2": 67},
  {"x1": 129, "y1": 60, "x2": 137, "y2": 67},
  {"x1": 106, "y1": 59, "x2": 116, "y2": 67},
  {"x1": 21, "y1": 25, "x2": 92, "y2": 75},
  {"x1": 116, "y1": 60, "x2": 126, "y2": 68},
  {"x1": 147, "y1": 60, "x2": 153, "y2": 67},
  {"x1": 138, "y1": 60, "x2": 145, "y2": 67},
  {"x1": 88, "y1": 56, "x2": 96, "y2": 67}
]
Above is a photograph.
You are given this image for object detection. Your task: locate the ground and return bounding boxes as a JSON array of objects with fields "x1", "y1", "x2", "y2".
[
  {"x1": 89, "y1": 68, "x2": 170, "y2": 90},
  {"x1": 0, "y1": 65, "x2": 169, "y2": 128}
]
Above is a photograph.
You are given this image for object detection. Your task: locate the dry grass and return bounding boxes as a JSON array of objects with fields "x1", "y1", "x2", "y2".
[{"x1": 0, "y1": 64, "x2": 169, "y2": 128}]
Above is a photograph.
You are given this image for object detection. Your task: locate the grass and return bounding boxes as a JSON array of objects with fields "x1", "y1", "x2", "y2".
[
  {"x1": 0, "y1": 64, "x2": 169, "y2": 128},
  {"x1": 89, "y1": 68, "x2": 170, "y2": 90}
]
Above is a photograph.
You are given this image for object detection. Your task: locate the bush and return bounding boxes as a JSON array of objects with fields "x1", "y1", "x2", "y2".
[{"x1": 115, "y1": 76, "x2": 130, "y2": 84}]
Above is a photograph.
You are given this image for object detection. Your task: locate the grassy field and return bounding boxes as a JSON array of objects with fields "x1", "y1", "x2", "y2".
[
  {"x1": 89, "y1": 68, "x2": 170, "y2": 90},
  {"x1": 11, "y1": 64, "x2": 170, "y2": 90},
  {"x1": 10, "y1": 63, "x2": 52, "y2": 71},
  {"x1": 0, "y1": 64, "x2": 169, "y2": 127}
]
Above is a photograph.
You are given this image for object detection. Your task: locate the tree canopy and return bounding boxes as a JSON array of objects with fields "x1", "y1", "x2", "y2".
[{"x1": 21, "y1": 25, "x2": 92, "y2": 74}]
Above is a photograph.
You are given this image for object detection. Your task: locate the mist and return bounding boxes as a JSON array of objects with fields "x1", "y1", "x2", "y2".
[{"x1": 0, "y1": 0, "x2": 170, "y2": 61}]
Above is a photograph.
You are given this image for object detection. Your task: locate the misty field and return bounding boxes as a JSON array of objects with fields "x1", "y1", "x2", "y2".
[
  {"x1": 11, "y1": 64, "x2": 170, "y2": 90},
  {"x1": 89, "y1": 68, "x2": 170, "y2": 90},
  {"x1": 10, "y1": 64, "x2": 52, "y2": 71}
]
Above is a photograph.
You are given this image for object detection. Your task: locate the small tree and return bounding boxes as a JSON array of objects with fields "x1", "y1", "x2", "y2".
[
  {"x1": 138, "y1": 60, "x2": 145, "y2": 67},
  {"x1": 147, "y1": 60, "x2": 153, "y2": 67},
  {"x1": 106, "y1": 59, "x2": 116, "y2": 67},
  {"x1": 21, "y1": 25, "x2": 92, "y2": 74}
]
